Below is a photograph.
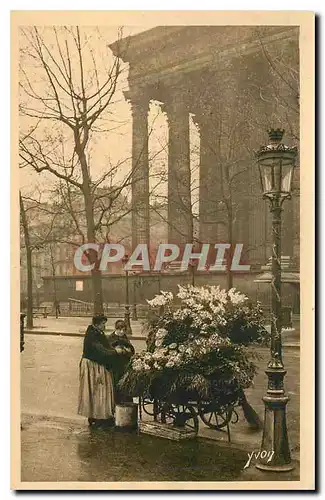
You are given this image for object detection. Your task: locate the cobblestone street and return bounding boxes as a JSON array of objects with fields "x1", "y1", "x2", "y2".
[
  {"x1": 22, "y1": 416, "x2": 252, "y2": 482},
  {"x1": 20, "y1": 333, "x2": 300, "y2": 482}
]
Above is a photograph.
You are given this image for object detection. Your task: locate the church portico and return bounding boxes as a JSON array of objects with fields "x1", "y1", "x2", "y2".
[{"x1": 109, "y1": 25, "x2": 299, "y2": 267}]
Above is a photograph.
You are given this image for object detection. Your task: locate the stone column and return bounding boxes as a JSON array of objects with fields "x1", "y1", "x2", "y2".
[
  {"x1": 124, "y1": 90, "x2": 150, "y2": 249},
  {"x1": 195, "y1": 117, "x2": 223, "y2": 244},
  {"x1": 163, "y1": 95, "x2": 192, "y2": 245}
]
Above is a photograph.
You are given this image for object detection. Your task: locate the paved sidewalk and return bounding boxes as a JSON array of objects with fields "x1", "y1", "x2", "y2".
[
  {"x1": 25, "y1": 316, "x2": 147, "y2": 339},
  {"x1": 21, "y1": 414, "x2": 300, "y2": 483},
  {"x1": 21, "y1": 335, "x2": 300, "y2": 463}
]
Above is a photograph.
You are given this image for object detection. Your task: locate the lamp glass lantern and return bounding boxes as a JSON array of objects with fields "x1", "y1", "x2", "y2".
[{"x1": 255, "y1": 129, "x2": 298, "y2": 200}]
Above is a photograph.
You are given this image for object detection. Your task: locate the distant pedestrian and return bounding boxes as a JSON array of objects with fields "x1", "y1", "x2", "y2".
[
  {"x1": 78, "y1": 315, "x2": 117, "y2": 428},
  {"x1": 54, "y1": 300, "x2": 61, "y2": 318}
]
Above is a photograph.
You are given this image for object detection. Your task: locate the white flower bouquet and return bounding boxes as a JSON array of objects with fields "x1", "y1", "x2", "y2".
[{"x1": 119, "y1": 285, "x2": 268, "y2": 407}]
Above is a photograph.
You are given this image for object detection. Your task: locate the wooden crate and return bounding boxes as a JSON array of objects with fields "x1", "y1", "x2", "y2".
[{"x1": 139, "y1": 420, "x2": 197, "y2": 441}]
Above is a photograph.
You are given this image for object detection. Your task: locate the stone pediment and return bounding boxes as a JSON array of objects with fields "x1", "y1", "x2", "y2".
[{"x1": 110, "y1": 25, "x2": 298, "y2": 86}]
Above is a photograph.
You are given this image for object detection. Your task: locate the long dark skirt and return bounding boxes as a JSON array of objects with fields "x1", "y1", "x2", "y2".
[{"x1": 77, "y1": 358, "x2": 114, "y2": 419}]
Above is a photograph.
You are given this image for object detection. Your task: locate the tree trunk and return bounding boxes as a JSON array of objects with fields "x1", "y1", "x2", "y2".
[
  {"x1": 79, "y1": 153, "x2": 104, "y2": 315},
  {"x1": 226, "y1": 207, "x2": 233, "y2": 291},
  {"x1": 91, "y1": 267, "x2": 104, "y2": 315},
  {"x1": 226, "y1": 255, "x2": 233, "y2": 291},
  {"x1": 49, "y1": 246, "x2": 58, "y2": 317},
  {"x1": 83, "y1": 197, "x2": 104, "y2": 315},
  {"x1": 25, "y1": 247, "x2": 34, "y2": 328},
  {"x1": 20, "y1": 193, "x2": 33, "y2": 329}
]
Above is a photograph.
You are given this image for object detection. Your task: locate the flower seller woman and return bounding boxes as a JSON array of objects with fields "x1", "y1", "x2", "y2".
[{"x1": 78, "y1": 315, "x2": 118, "y2": 428}]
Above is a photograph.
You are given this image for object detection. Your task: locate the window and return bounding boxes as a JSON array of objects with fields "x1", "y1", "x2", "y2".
[{"x1": 76, "y1": 280, "x2": 84, "y2": 292}]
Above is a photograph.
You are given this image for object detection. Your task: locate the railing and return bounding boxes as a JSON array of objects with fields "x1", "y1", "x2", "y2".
[
  {"x1": 42, "y1": 302, "x2": 151, "y2": 318},
  {"x1": 27, "y1": 301, "x2": 295, "y2": 326},
  {"x1": 32, "y1": 306, "x2": 48, "y2": 318},
  {"x1": 262, "y1": 305, "x2": 293, "y2": 328}
]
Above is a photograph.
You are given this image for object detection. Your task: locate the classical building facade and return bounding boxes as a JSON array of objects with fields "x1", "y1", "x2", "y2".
[
  {"x1": 109, "y1": 25, "x2": 300, "y2": 267},
  {"x1": 24, "y1": 26, "x2": 300, "y2": 312}
]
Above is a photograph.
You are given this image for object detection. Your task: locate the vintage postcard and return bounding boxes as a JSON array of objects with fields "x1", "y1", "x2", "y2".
[{"x1": 12, "y1": 10, "x2": 315, "y2": 490}]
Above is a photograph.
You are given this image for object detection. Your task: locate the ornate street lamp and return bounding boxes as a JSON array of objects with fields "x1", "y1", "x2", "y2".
[
  {"x1": 122, "y1": 254, "x2": 132, "y2": 335},
  {"x1": 255, "y1": 129, "x2": 298, "y2": 472}
]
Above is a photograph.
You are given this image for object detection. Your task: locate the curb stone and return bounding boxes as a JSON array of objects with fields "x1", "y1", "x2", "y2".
[
  {"x1": 24, "y1": 329, "x2": 146, "y2": 341},
  {"x1": 24, "y1": 329, "x2": 299, "y2": 347}
]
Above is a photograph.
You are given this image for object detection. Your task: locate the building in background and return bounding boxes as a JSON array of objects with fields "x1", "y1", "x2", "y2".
[{"x1": 20, "y1": 26, "x2": 300, "y2": 312}]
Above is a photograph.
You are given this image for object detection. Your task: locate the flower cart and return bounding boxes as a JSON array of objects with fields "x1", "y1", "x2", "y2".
[
  {"x1": 137, "y1": 360, "x2": 248, "y2": 441},
  {"x1": 138, "y1": 393, "x2": 241, "y2": 442},
  {"x1": 119, "y1": 285, "x2": 269, "y2": 441}
]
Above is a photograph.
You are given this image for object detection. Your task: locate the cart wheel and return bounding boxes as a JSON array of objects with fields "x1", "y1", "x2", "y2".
[
  {"x1": 182, "y1": 405, "x2": 199, "y2": 434},
  {"x1": 161, "y1": 404, "x2": 199, "y2": 434},
  {"x1": 141, "y1": 397, "x2": 157, "y2": 417},
  {"x1": 199, "y1": 405, "x2": 233, "y2": 430}
]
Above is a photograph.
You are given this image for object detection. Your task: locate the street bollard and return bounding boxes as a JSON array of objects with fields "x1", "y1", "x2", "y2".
[{"x1": 20, "y1": 313, "x2": 26, "y2": 353}]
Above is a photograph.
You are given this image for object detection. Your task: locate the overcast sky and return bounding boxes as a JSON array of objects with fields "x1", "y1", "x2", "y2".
[{"x1": 19, "y1": 24, "x2": 200, "y2": 215}]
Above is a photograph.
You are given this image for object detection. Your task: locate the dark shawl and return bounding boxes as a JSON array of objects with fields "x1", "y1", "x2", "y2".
[{"x1": 82, "y1": 324, "x2": 117, "y2": 371}]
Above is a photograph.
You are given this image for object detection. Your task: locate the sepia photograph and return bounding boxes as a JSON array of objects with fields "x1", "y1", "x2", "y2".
[{"x1": 12, "y1": 10, "x2": 315, "y2": 490}]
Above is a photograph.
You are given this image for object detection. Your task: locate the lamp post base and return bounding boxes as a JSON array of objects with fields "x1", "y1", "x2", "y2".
[
  {"x1": 256, "y1": 463, "x2": 295, "y2": 473},
  {"x1": 256, "y1": 369, "x2": 294, "y2": 472}
]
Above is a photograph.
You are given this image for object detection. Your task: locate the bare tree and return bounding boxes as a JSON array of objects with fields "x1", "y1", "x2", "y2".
[
  {"x1": 19, "y1": 26, "x2": 128, "y2": 314},
  {"x1": 20, "y1": 192, "x2": 34, "y2": 328},
  {"x1": 20, "y1": 188, "x2": 61, "y2": 327},
  {"x1": 19, "y1": 27, "x2": 169, "y2": 312},
  {"x1": 255, "y1": 27, "x2": 299, "y2": 141}
]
